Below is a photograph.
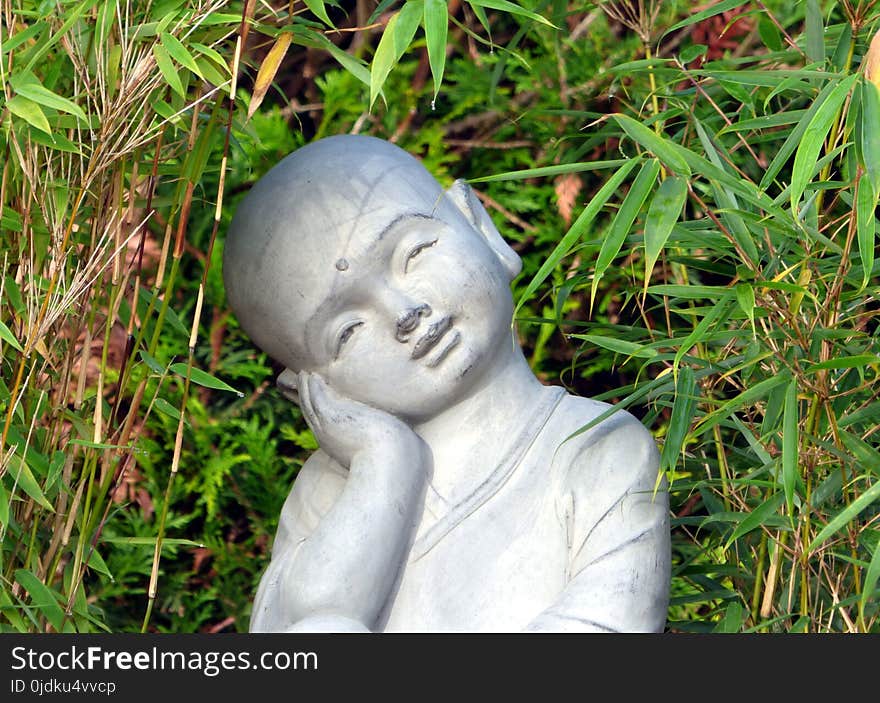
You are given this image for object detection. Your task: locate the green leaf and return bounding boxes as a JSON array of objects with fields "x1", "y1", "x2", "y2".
[
  {"x1": 592, "y1": 158, "x2": 660, "y2": 310},
  {"x1": 804, "y1": 354, "x2": 880, "y2": 373},
  {"x1": 758, "y1": 16, "x2": 783, "y2": 52},
  {"x1": 809, "y1": 478, "x2": 880, "y2": 550},
  {"x1": 102, "y1": 537, "x2": 205, "y2": 547},
  {"x1": 860, "y1": 535, "x2": 880, "y2": 623},
  {"x1": 159, "y1": 32, "x2": 203, "y2": 77},
  {"x1": 6, "y1": 95, "x2": 51, "y2": 134},
  {"x1": 719, "y1": 110, "x2": 807, "y2": 135},
  {"x1": 469, "y1": 159, "x2": 628, "y2": 183},
  {"x1": 85, "y1": 548, "x2": 114, "y2": 581},
  {"x1": 0, "y1": 481, "x2": 8, "y2": 529},
  {"x1": 153, "y1": 397, "x2": 190, "y2": 426},
  {"x1": 644, "y1": 175, "x2": 687, "y2": 290},
  {"x1": 725, "y1": 493, "x2": 785, "y2": 550},
  {"x1": 6, "y1": 455, "x2": 53, "y2": 511},
  {"x1": 761, "y1": 80, "x2": 841, "y2": 190},
  {"x1": 0, "y1": 21, "x2": 48, "y2": 58},
  {"x1": 662, "y1": 0, "x2": 748, "y2": 36},
  {"x1": 0, "y1": 318, "x2": 23, "y2": 352},
  {"x1": 424, "y1": 0, "x2": 448, "y2": 106},
  {"x1": 735, "y1": 283, "x2": 756, "y2": 333},
  {"x1": 368, "y1": 0, "x2": 400, "y2": 24},
  {"x1": 152, "y1": 43, "x2": 185, "y2": 97},
  {"x1": 660, "y1": 365, "x2": 697, "y2": 474},
  {"x1": 514, "y1": 158, "x2": 641, "y2": 317},
  {"x1": 790, "y1": 74, "x2": 859, "y2": 211},
  {"x1": 169, "y1": 363, "x2": 242, "y2": 395},
  {"x1": 860, "y1": 79, "x2": 880, "y2": 193},
  {"x1": 568, "y1": 334, "x2": 658, "y2": 359},
  {"x1": 782, "y1": 376, "x2": 799, "y2": 518},
  {"x1": 303, "y1": 0, "x2": 336, "y2": 28},
  {"x1": 465, "y1": 0, "x2": 556, "y2": 28},
  {"x1": 26, "y1": 128, "x2": 81, "y2": 153},
  {"x1": 673, "y1": 294, "x2": 734, "y2": 373},
  {"x1": 14, "y1": 569, "x2": 65, "y2": 632},
  {"x1": 369, "y1": 2, "x2": 423, "y2": 108},
  {"x1": 612, "y1": 114, "x2": 691, "y2": 177},
  {"x1": 856, "y1": 178, "x2": 878, "y2": 292},
  {"x1": 805, "y1": 0, "x2": 824, "y2": 66},
  {"x1": 138, "y1": 349, "x2": 166, "y2": 374},
  {"x1": 12, "y1": 81, "x2": 88, "y2": 123}
]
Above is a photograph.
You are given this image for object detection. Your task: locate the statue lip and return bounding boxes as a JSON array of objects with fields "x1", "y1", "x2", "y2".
[{"x1": 411, "y1": 316, "x2": 454, "y2": 360}]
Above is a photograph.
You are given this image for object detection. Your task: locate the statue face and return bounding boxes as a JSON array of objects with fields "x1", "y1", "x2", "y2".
[{"x1": 296, "y1": 208, "x2": 515, "y2": 422}]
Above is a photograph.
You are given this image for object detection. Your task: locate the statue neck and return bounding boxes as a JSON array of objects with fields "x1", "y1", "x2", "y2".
[{"x1": 413, "y1": 330, "x2": 547, "y2": 500}]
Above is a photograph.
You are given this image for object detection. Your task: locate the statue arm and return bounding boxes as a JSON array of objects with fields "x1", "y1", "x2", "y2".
[
  {"x1": 525, "y1": 413, "x2": 670, "y2": 633},
  {"x1": 250, "y1": 437, "x2": 430, "y2": 633}
]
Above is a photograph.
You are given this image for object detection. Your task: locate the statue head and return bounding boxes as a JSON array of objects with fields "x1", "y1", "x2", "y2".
[{"x1": 223, "y1": 135, "x2": 522, "y2": 421}]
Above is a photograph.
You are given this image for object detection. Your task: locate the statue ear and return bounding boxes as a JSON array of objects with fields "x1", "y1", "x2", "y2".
[
  {"x1": 445, "y1": 180, "x2": 522, "y2": 279},
  {"x1": 276, "y1": 368, "x2": 300, "y2": 405}
]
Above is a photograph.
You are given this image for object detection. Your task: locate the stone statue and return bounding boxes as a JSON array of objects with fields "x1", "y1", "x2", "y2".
[{"x1": 222, "y1": 135, "x2": 670, "y2": 632}]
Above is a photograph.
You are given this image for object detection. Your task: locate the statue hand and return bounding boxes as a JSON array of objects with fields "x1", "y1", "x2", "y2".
[{"x1": 296, "y1": 371, "x2": 430, "y2": 480}]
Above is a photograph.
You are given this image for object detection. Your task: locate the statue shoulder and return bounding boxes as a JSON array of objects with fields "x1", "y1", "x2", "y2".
[{"x1": 549, "y1": 393, "x2": 660, "y2": 492}]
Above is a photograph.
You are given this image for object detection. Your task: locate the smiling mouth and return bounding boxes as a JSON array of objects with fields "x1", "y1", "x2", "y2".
[{"x1": 411, "y1": 316, "x2": 454, "y2": 361}]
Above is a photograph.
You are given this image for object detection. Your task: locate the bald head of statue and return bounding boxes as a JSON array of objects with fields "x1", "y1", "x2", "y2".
[{"x1": 222, "y1": 135, "x2": 521, "y2": 373}]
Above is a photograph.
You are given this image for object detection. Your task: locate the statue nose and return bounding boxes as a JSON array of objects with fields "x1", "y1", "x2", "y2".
[{"x1": 396, "y1": 303, "x2": 432, "y2": 342}]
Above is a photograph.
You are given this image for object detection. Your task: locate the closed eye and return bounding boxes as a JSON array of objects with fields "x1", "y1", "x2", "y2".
[
  {"x1": 404, "y1": 238, "x2": 438, "y2": 272},
  {"x1": 335, "y1": 321, "x2": 363, "y2": 357}
]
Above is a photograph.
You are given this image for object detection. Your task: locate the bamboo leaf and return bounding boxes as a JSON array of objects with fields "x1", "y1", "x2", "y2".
[
  {"x1": 568, "y1": 334, "x2": 658, "y2": 359},
  {"x1": 514, "y1": 158, "x2": 641, "y2": 316},
  {"x1": 6, "y1": 95, "x2": 51, "y2": 134},
  {"x1": 138, "y1": 350, "x2": 166, "y2": 374},
  {"x1": 809, "y1": 478, "x2": 880, "y2": 550},
  {"x1": 592, "y1": 158, "x2": 660, "y2": 310},
  {"x1": 0, "y1": 319, "x2": 23, "y2": 352},
  {"x1": 465, "y1": 0, "x2": 557, "y2": 28},
  {"x1": 14, "y1": 569, "x2": 65, "y2": 632},
  {"x1": 469, "y1": 159, "x2": 628, "y2": 183},
  {"x1": 761, "y1": 80, "x2": 841, "y2": 190},
  {"x1": 804, "y1": 354, "x2": 880, "y2": 373},
  {"x1": 790, "y1": 74, "x2": 859, "y2": 211},
  {"x1": 152, "y1": 43, "x2": 185, "y2": 97},
  {"x1": 6, "y1": 455, "x2": 53, "y2": 511},
  {"x1": 660, "y1": 365, "x2": 697, "y2": 474},
  {"x1": 0, "y1": 481, "x2": 8, "y2": 529},
  {"x1": 369, "y1": 3, "x2": 423, "y2": 108},
  {"x1": 662, "y1": 0, "x2": 748, "y2": 36},
  {"x1": 735, "y1": 283, "x2": 756, "y2": 333},
  {"x1": 169, "y1": 364, "x2": 242, "y2": 395},
  {"x1": 248, "y1": 32, "x2": 292, "y2": 119},
  {"x1": 12, "y1": 81, "x2": 87, "y2": 123},
  {"x1": 160, "y1": 32, "x2": 203, "y2": 78},
  {"x1": 673, "y1": 294, "x2": 734, "y2": 373},
  {"x1": 805, "y1": 0, "x2": 824, "y2": 66},
  {"x1": 782, "y1": 376, "x2": 799, "y2": 518},
  {"x1": 856, "y1": 172, "x2": 877, "y2": 289},
  {"x1": 612, "y1": 114, "x2": 691, "y2": 176},
  {"x1": 860, "y1": 535, "x2": 880, "y2": 623},
  {"x1": 303, "y1": 0, "x2": 335, "y2": 28},
  {"x1": 724, "y1": 492, "x2": 785, "y2": 550},
  {"x1": 860, "y1": 79, "x2": 880, "y2": 193},
  {"x1": 644, "y1": 175, "x2": 687, "y2": 290},
  {"x1": 424, "y1": 0, "x2": 448, "y2": 106}
]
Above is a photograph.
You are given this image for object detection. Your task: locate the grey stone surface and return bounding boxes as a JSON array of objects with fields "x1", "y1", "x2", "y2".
[{"x1": 223, "y1": 135, "x2": 670, "y2": 632}]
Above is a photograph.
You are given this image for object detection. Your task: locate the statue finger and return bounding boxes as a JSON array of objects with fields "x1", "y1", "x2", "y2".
[{"x1": 297, "y1": 371, "x2": 323, "y2": 435}]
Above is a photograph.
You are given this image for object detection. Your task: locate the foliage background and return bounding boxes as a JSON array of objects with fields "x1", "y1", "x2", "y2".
[{"x1": 0, "y1": 0, "x2": 878, "y2": 633}]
